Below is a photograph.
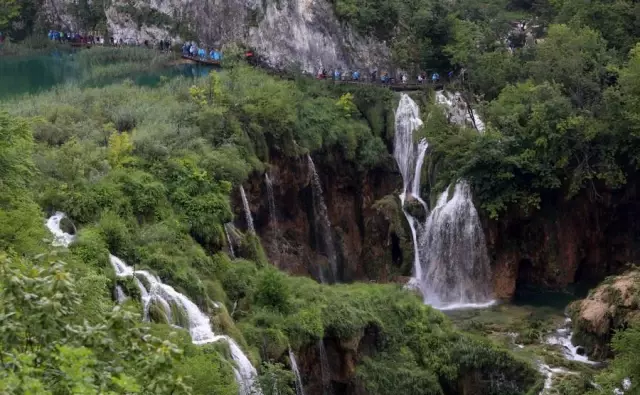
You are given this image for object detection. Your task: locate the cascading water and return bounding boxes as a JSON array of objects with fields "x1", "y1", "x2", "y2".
[
  {"x1": 318, "y1": 340, "x2": 333, "y2": 395},
  {"x1": 307, "y1": 155, "x2": 337, "y2": 283},
  {"x1": 45, "y1": 214, "x2": 262, "y2": 395},
  {"x1": 224, "y1": 222, "x2": 237, "y2": 259},
  {"x1": 421, "y1": 181, "x2": 494, "y2": 309},
  {"x1": 45, "y1": 212, "x2": 76, "y2": 247},
  {"x1": 393, "y1": 94, "x2": 494, "y2": 309},
  {"x1": 394, "y1": 95, "x2": 428, "y2": 287},
  {"x1": 435, "y1": 91, "x2": 485, "y2": 133},
  {"x1": 111, "y1": 254, "x2": 262, "y2": 394},
  {"x1": 115, "y1": 285, "x2": 126, "y2": 303},
  {"x1": 289, "y1": 347, "x2": 305, "y2": 395},
  {"x1": 109, "y1": 254, "x2": 218, "y2": 344},
  {"x1": 240, "y1": 185, "x2": 255, "y2": 234}
]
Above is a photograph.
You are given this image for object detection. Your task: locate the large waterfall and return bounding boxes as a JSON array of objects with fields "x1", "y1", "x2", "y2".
[
  {"x1": 394, "y1": 94, "x2": 494, "y2": 309},
  {"x1": 240, "y1": 185, "x2": 255, "y2": 234},
  {"x1": 289, "y1": 347, "x2": 305, "y2": 395},
  {"x1": 307, "y1": 155, "x2": 337, "y2": 283},
  {"x1": 421, "y1": 181, "x2": 494, "y2": 309},
  {"x1": 46, "y1": 213, "x2": 262, "y2": 395}
]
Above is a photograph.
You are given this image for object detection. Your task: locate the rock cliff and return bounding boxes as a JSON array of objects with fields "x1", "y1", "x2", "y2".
[
  {"x1": 486, "y1": 182, "x2": 640, "y2": 299},
  {"x1": 233, "y1": 150, "x2": 414, "y2": 283},
  {"x1": 40, "y1": 0, "x2": 390, "y2": 72},
  {"x1": 569, "y1": 271, "x2": 640, "y2": 359}
]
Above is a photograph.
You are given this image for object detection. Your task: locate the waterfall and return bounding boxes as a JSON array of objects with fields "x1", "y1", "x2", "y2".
[
  {"x1": 318, "y1": 340, "x2": 333, "y2": 395},
  {"x1": 545, "y1": 317, "x2": 597, "y2": 365},
  {"x1": 435, "y1": 91, "x2": 485, "y2": 133},
  {"x1": 45, "y1": 212, "x2": 76, "y2": 247},
  {"x1": 115, "y1": 285, "x2": 126, "y2": 303},
  {"x1": 393, "y1": 94, "x2": 428, "y2": 291},
  {"x1": 227, "y1": 336, "x2": 261, "y2": 395},
  {"x1": 307, "y1": 155, "x2": 337, "y2": 283},
  {"x1": 240, "y1": 185, "x2": 255, "y2": 234},
  {"x1": 44, "y1": 214, "x2": 262, "y2": 395},
  {"x1": 109, "y1": 254, "x2": 218, "y2": 344},
  {"x1": 265, "y1": 173, "x2": 278, "y2": 231},
  {"x1": 289, "y1": 348, "x2": 305, "y2": 395},
  {"x1": 421, "y1": 181, "x2": 494, "y2": 309},
  {"x1": 393, "y1": 94, "x2": 494, "y2": 309},
  {"x1": 224, "y1": 222, "x2": 236, "y2": 258}
]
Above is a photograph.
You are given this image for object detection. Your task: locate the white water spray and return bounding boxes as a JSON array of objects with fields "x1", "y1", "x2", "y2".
[
  {"x1": 240, "y1": 186, "x2": 255, "y2": 234},
  {"x1": 435, "y1": 91, "x2": 485, "y2": 133},
  {"x1": 115, "y1": 285, "x2": 127, "y2": 304},
  {"x1": 45, "y1": 212, "x2": 76, "y2": 247},
  {"x1": 545, "y1": 317, "x2": 597, "y2": 365},
  {"x1": 224, "y1": 222, "x2": 237, "y2": 259},
  {"x1": 393, "y1": 94, "x2": 494, "y2": 309},
  {"x1": 307, "y1": 155, "x2": 337, "y2": 283},
  {"x1": 421, "y1": 181, "x2": 494, "y2": 309},
  {"x1": 289, "y1": 347, "x2": 305, "y2": 395}
]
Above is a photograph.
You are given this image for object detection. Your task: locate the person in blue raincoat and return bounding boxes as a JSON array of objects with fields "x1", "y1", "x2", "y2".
[
  {"x1": 352, "y1": 70, "x2": 360, "y2": 81},
  {"x1": 334, "y1": 69, "x2": 341, "y2": 81},
  {"x1": 432, "y1": 72, "x2": 440, "y2": 83},
  {"x1": 212, "y1": 50, "x2": 221, "y2": 61}
]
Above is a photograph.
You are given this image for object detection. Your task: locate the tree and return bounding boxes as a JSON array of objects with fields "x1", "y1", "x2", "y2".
[
  {"x1": 0, "y1": 0, "x2": 20, "y2": 30},
  {"x1": 528, "y1": 24, "x2": 610, "y2": 109}
]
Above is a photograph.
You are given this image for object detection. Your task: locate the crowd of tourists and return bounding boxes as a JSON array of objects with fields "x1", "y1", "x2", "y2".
[
  {"x1": 316, "y1": 68, "x2": 455, "y2": 85},
  {"x1": 181, "y1": 42, "x2": 223, "y2": 61}
]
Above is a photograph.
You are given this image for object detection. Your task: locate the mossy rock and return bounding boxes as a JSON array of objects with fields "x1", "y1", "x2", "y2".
[
  {"x1": 116, "y1": 276, "x2": 142, "y2": 301},
  {"x1": 403, "y1": 196, "x2": 427, "y2": 221},
  {"x1": 59, "y1": 216, "x2": 77, "y2": 235},
  {"x1": 169, "y1": 299, "x2": 190, "y2": 328},
  {"x1": 148, "y1": 298, "x2": 170, "y2": 324}
]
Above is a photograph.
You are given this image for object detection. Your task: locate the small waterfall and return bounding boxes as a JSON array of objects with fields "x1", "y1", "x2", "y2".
[
  {"x1": 115, "y1": 285, "x2": 127, "y2": 303},
  {"x1": 318, "y1": 340, "x2": 333, "y2": 395},
  {"x1": 109, "y1": 254, "x2": 262, "y2": 394},
  {"x1": 307, "y1": 155, "x2": 337, "y2": 283},
  {"x1": 265, "y1": 173, "x2": 278, "y2": 231},
  {"x1": 435, "y1": 91, "x2": 485, "y2": 133},
  {"x1": 46, "y1": 214, "x2": 263, "y2": 394},
  {"x1": 421, "y1": 181, "x2": 494, "y2": 309},
  {"x1": 109, "y1": 254, "x2": 217, "y2": 344},
  {"x1": 289, "y1": 347, "x2": 305, "y2": 395},
  {"x1": 45, "y1": 212, "x2": 75, "y2": 247},
  {"x1": 227, "y1": 336, "x2": 262, "y2": 395},
  {"x1": 545, "y1": 317, "x2": 597, "y2": 365},
  {"x1": 224, "y1": 222, "x2": 236, "y2": 258},
  {"x1": 393, "y1": 94, "x2": 493, "y2": 309},
  {"x1": 240, "y1": 186, "x2": 255, "y2": 234}
]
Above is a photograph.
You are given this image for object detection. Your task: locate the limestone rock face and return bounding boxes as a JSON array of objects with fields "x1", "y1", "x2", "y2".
[
  {"x1": 233, "y1": 150, "x2": 410, "y2": 284},
  {"x1": 484, "y1": 182, "x2": 640, "y2": 300},
  {"x1": 569, "y1": 271, "x2": 640, "y2": 359},
  {"x1": 40, "y1": 0, "x2": 390, "y2": 72}
]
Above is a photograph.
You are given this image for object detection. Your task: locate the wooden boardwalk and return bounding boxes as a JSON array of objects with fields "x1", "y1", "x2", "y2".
[{"x1": 182, "y1": 54, "x2": 444, "y2": 92}]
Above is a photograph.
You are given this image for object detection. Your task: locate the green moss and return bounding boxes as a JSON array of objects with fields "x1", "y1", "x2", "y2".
[{"x1": 148, "y1": 299, "x2": 170, "y2": 324}]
